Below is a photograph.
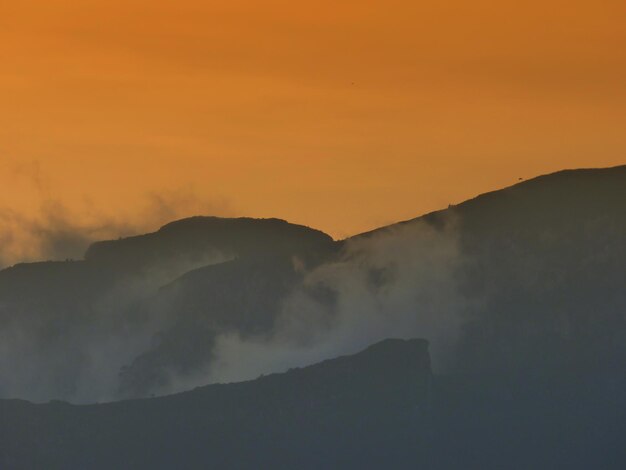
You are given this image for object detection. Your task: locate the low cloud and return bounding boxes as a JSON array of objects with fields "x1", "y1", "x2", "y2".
[
  {"x1": 0, "y1": 192, "x2": 470, "y2": 403},
  {"x1": 0, "y1": 190, "x2": 233, "y2": 269},
  {"x1": 173, "y1": 220, "x2": 467, "y2": 390}
]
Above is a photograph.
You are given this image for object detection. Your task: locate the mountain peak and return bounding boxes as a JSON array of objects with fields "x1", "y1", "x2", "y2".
[{"x1": 84, "y1": 215, "x2": 336, "y2": 273}]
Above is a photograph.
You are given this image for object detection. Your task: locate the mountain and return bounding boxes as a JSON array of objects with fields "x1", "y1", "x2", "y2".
[
  {"x1": 85, "y1": 216, "x2": 336, "y2": 274},
  {"x1": 0, "y1": 166, "x2": 625, "y2": 405},
  {"x1": 1, "y1": 165, "x2": 626, "y2": 468},
  {"x1": 0, "y1": 217, "x2": 338, "y2": 402},
  {"x1": 353, "y1": 166, "x2": 626, "y2": 373},
  {"x1": 2, "y1": 338, "x2": 624, "y2": 469},
  {"x1": 0, "y1": 339, "x2": 432, "y2": 470},
  {"x1": 116, "y1": 255, "x2": 316, "y2": 397}
]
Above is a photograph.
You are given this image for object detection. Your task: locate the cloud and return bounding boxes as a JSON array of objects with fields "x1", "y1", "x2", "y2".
[
  {"x1": 172, "y1": 219, "x2": 468, "y2": 391},
  {"x1": 0, "y1": 196, "x2": 469, "y2": 403},
  {"x1": 0, "y1": 187, "x2": 233, "y2": 269},
  {"x1": 0, "y1": 161, "x2": 238, "y2": 402},
  {"x1": 0, "y1": 244, "x2": 232, "y2": 403}
]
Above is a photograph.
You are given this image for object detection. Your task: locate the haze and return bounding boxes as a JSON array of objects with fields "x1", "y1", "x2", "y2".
[{"x1": 1, "y1": 0, "x2": 625, "y2": 238}]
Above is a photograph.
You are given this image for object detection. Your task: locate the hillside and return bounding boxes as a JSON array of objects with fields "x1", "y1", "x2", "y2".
[
  {"x1": 0, "y1": 218, "x2": 338, "y2": 402},
  {"x1": 0, "y1": 339, "x2": 431, "y2": 470},
  {"x1": 353, "y1": 165, "x2": 626, "y2": 377}
]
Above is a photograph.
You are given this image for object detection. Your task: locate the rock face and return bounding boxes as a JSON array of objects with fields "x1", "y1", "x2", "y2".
[{"x1": 0, "y1": 339, "x2": 432, "y2": 470}]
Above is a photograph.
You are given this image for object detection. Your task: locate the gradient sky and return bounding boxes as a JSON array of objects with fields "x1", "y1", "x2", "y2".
[{"x1": 1, "y1": 0, "x2": 625, "y2": 239}]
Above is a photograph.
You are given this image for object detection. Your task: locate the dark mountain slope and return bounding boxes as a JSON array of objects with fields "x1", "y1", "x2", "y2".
[
  {"x1": 356, "y1": 165, "x2": 626, "y2": 240},
  {"x1": 0, "y1": 339, "x2": 431, "y2": 470},
  {"x1": 85, "y1": 216, "x2": 336, "y2": 274},
  {"x1": 0, "y1": 218, "x2": 337, "y2": 402},
  {"x1": 352, "y1": 165, "x2": 626, "y2": 377},
  {"x1": 117, "y1": 256, "x2": 311, "y2": 397},
  {"x1": 0, "y1": 261, "x2": 113, "y2": 304},
  {"x1": 107, "y1": 218, "x2": 338, "y2": 397}
]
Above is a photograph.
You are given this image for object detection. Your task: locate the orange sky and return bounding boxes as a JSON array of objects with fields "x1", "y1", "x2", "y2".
[{"x1": 1, "y1": 0, "x2": 625, "y2": 239}]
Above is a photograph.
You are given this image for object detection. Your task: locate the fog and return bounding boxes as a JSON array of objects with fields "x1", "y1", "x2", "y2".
[
  {"x1": 0, "y1": 188, "x2": 233, "y2": 269},
  {"x1": 168, "y1": 220, "x2": 468, "y2": 392},
  {"x1": 0, "y1": 213, "x2": 470, "y2": 402}
]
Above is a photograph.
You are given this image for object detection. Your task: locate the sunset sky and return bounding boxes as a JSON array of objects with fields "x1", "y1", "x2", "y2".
[{"x1": 1, "y1": 0, "x2": 625, "y2": 243}]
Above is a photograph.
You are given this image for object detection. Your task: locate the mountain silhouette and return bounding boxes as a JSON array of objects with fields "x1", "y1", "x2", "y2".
[
  {"x1": 0, "y1": 339, "x2": 432, "y2": 470},
  {"x1": 0, "y1": 217, "x2": 337, "y2": 401},
  {"x1": 85, "y1": 216, "x2": 336, "y2": 274},
  {"x1": 1, "y1": 165, "x2": 626, "y2": 467},
  {"x1": 2, "y1": 166, "x2": 626, "y2": 401}
]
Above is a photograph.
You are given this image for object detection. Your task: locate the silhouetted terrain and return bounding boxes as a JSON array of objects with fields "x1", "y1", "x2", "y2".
[
  {"x1": 85, "y1": 216, "x2": 335, "y2": 274},
  {"x1": 2, "y1": 337, "x2": 624, "y2": 469},
  {"x1": 0, "y1": 217, "x2": 337, "y2": 401},
  {"x1": 1, "y1": 166, "x2": 625, "y2": 468},
  {"x1": 0, "y1": 339, "x2": 431, "y2": 470},
  {"x1": 354, "y1": 166, "x2": 626, "y2": 372},
  {"x1": 117, "y1": 255, "x2": 318, "y2": 397}
]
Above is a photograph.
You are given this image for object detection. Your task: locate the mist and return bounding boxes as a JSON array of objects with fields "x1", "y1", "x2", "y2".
[
  {"x1": 0, "y1": 253, "x2": 236, "y2": 403},
  {"x1": 0, "y1": 188, "x2": 235, "y2": 403},
  {"x1": 2, "y1": 165, "x2": 625, "y2": 407},
  {"x1": 167, "y1": 220, "x2": 467, "y2": 392},
  {"x1": 0, "y1": 210, "x2": 470, "y2": 403},
  {"x1": 0, "y1": 190, "x2": 233, "y2": 269}
]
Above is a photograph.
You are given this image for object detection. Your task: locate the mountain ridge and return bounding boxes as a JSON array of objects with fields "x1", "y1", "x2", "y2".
[
  {"x1": 1, "y1": 164, "x2": 625, "y2": 403},
  {"x1": 0, "y1": 338, "x2": 431, "y2": 469},
  {"x1": 349, "y1": 164, "x2": 626, "y2": 240}
]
